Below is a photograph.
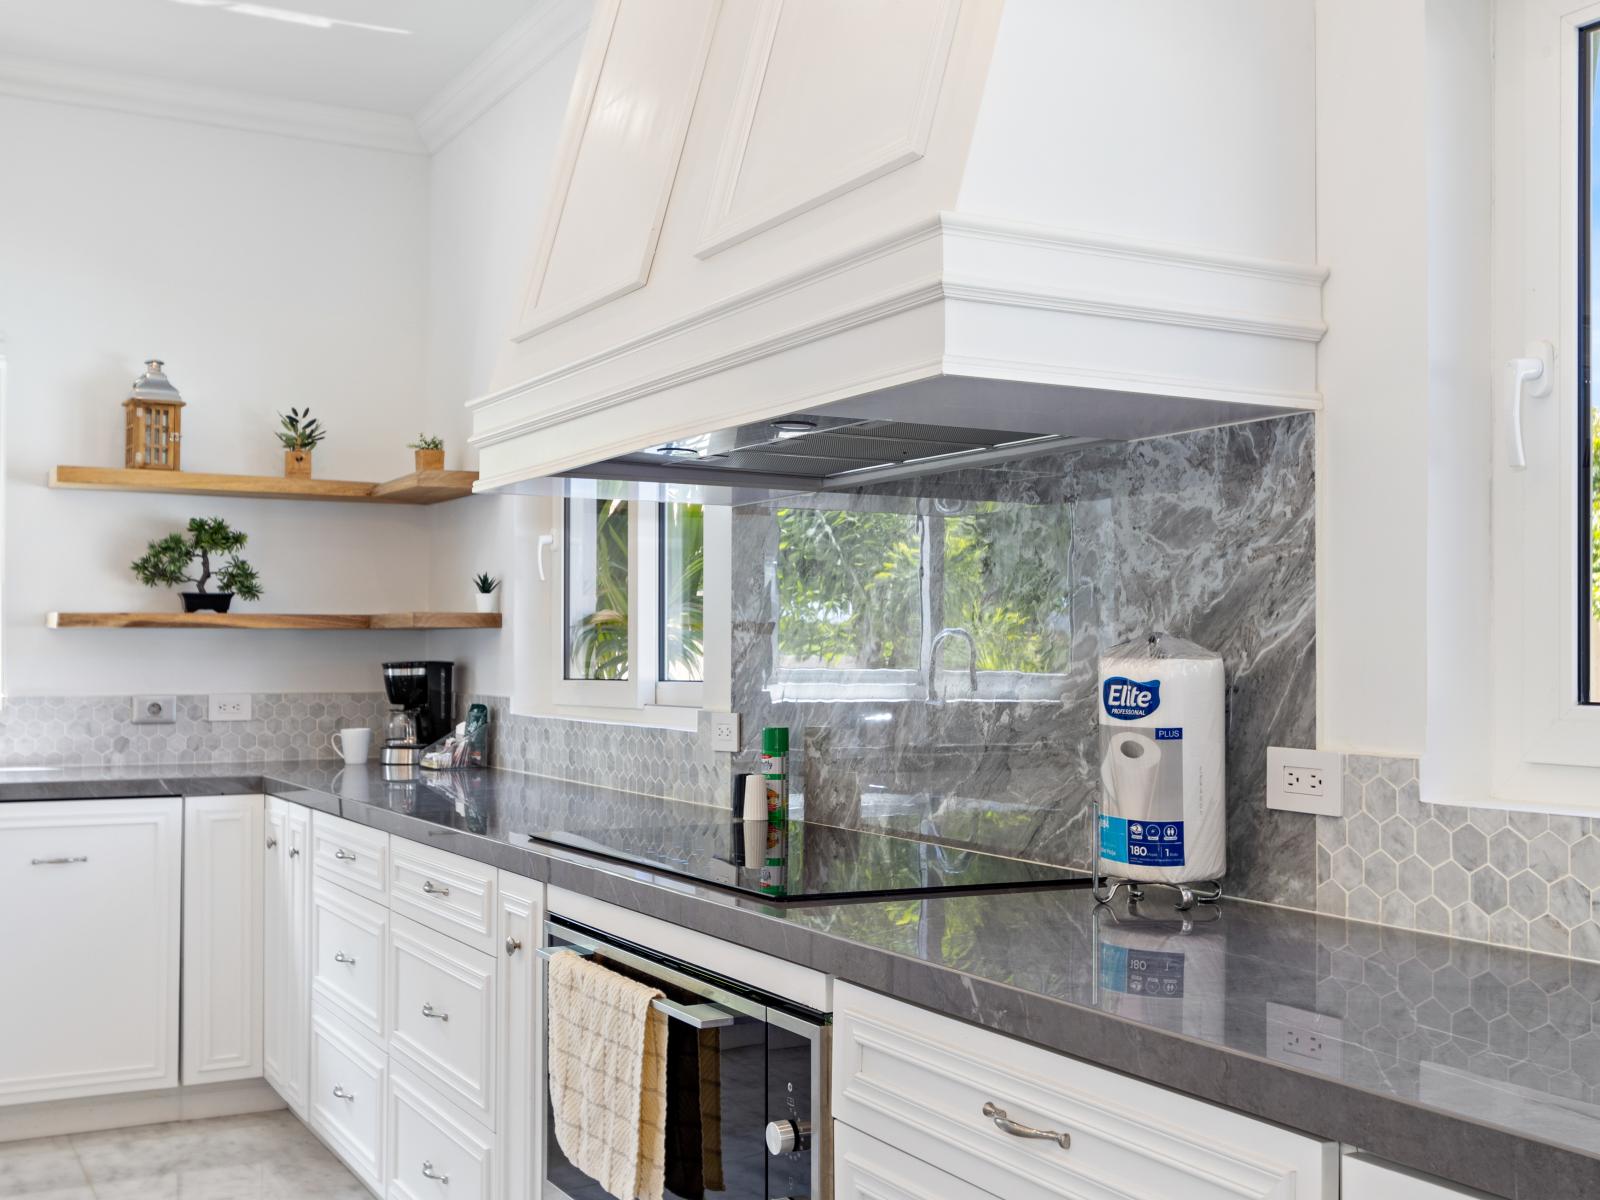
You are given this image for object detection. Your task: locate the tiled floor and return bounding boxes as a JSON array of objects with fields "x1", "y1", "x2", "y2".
[{"x1": 0, "y1": 1110, "x2": 369, "y2": 1199}]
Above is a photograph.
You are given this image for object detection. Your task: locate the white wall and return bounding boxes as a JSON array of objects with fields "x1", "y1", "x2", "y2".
[
  {"x1": 0, "y1": 95, "x2": 431, "y2": 694},
  {"x1": 421, "y1": 30, "x2": 588, "y2": 701}
]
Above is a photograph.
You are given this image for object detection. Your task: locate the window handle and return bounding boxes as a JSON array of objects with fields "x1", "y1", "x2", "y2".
[
  {"x1": 536, "y1": 533, "x2": 556, "y2": 582},
  {"x1": 1508, "y1": 340, "x2": 1554, "y2": 469}
]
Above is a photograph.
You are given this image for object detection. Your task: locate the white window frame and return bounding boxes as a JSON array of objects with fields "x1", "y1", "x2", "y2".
[
  {"x1": 513, "y1": 484, "x2": 728, "y2": 731},
  {"x1": 1489, "y1": 0, "x2": 1600, "y2": 806}
]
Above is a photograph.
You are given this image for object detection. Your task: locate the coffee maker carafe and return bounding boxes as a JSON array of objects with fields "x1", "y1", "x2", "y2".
[{"x1": 381, "y1": 661, "x2": 453, "y2": 765}]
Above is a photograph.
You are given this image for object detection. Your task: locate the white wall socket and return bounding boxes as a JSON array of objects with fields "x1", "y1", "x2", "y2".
[
  {"x1": 1265, "y1": 1002, "x2": 1344, "y2": 1074},
  {"x1": 1266, "y1": 746, "x2": 1344, "y2": 817},
  {"x1": 710, "y1": 712, "x2": 741, "y2": 753},
  {"x1": 131, "y1": 695, "x2": 177, "y2": 725},
  {"x1": 208, "y1": 694, "x2": 253, "y2": 722}
]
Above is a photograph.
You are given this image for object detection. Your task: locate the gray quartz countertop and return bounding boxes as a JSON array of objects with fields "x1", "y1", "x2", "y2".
[{"x1": 6, "y1": 761, "x2": 1600, "y2": 1198}]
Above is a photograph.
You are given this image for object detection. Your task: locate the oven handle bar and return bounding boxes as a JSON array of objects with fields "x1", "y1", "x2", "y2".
[{"x1": 537, "y1": 945, "x2": 738, "y2": 1030}]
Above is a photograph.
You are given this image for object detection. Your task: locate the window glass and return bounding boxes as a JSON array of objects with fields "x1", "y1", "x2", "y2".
[
  {"x1": 660, "y1": 502, "x2": 705, "y2": 682},
  {"x1": 565, "y1": 498, "x2": 629, "y2": 681},
  {"x1": 940, "y1": 503, "x2": 1071, "y2": 674},
  {"x1": 774, "y1": 507, "x2": 922, "y2": 670}
]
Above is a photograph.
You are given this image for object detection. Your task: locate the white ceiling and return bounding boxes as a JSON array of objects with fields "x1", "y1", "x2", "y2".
[{"x1": 0, "y1": 0, "x2": 546, "y2": 114}]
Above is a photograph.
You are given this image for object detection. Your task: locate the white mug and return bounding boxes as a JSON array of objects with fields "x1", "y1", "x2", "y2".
[{"x1": 331, "y1": 727, "x2": 372, "y2": 765}]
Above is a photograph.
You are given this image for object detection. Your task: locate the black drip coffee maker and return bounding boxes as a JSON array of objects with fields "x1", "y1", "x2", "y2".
[{"x1": 381, "y1": 661, "x2": 453, "y2": 766}]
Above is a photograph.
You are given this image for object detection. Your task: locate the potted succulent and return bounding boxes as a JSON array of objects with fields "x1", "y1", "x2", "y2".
[
  {"x1": 277, "y1": 407, "x2": 325, "y2": 477},
  {"x1": 131, "y1": 517, "x2": 264, "y2": 613},
  {"x1": 408, "y1": 434, "x2": 445, "y2": 472},
  {"x1": 473, "y1": 572, "x2": 501, "y2": 614}
]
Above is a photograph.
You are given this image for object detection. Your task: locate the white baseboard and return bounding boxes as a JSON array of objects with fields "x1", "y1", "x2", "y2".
[{"x1": 0, "y1": 1077, "x2": 285, "y2": 1142}]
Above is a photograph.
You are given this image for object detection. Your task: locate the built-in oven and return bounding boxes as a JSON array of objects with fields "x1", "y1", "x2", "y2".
[{"x1": 539, "y1": 917, "x2": 830, "y2": 1200}]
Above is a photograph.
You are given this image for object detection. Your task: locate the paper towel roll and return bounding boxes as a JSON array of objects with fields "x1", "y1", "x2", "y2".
[{"x1": 1108, "y1": 732, "x2": 1162, "y2": 818}]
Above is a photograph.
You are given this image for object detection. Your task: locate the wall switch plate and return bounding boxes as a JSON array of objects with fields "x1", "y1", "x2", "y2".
[
  {"x1": 131, "y1": 695, "x2": 178, "y2": 725},
  {"x1": 710, "y1": 712, "x2": 741, "y2": 753},
  {"x1": 1266, "y1": 746, "x2": 1344, "y2": 816},
  {"x1": 208, "y1": 694, "x2": 252, "y2": 722}
]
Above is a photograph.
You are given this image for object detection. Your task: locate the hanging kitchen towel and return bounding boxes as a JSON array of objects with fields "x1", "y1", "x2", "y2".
[
  {"x1": 547, "y1": 951, "x2": 669, "y2": 1200},
  {"x1": 662, "y1": 1023, "x2": 724, "y2": 1199}
]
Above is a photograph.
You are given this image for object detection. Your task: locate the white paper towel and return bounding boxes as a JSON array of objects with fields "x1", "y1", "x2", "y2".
[{"x1": 1097, "y1": 634, "x2": 1226, "y2": 883}]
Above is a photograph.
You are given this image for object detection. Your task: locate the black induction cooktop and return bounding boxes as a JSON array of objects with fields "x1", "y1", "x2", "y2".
[{"x1": 524, "y1": 818, "x2": 1090, "y2": 902}]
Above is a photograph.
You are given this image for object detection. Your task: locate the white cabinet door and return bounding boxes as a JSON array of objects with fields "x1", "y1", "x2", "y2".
[
  {"x1": 182, "y1": 794, "x2": 264, "y2": 1086},
  {"x1": 263, "y1": 796, "x2": 311, "y2": 1117},
  {"x1": 497, "y1": 871, "x2": 545, "y2": 1200},
  {"x1": 1343, "y1": 1154, "x2": 1497, "y2": 1199},
  {"x1": 0, "y1": 798, "x2": 182, "y2": 1105},
  {"x1": 387, "y1": 914, "x2": 497, "y2": 1128}
]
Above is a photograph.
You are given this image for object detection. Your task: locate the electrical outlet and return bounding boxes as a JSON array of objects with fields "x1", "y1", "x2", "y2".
[
  {"x1": 208, "y1": 694, "x2": 252, "y2": 722},
  {"x1": 1266, "y1": 1002, "x2": 1344, "y2": 1074},
  {"x1": 710, "y1": 712, "x2": 741, "y2": 753},
  {"x1": 1266, "y1": 746, "x2": 1344, "y2": 816},
  {"x1": 131, "y1": 695, "x2": 177, "y2": 725}
]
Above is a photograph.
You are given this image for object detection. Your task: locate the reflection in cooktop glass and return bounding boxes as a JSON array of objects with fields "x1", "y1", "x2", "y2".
[{"x1": 524, "y1": 819, "x2": 1088, "y2": 901}]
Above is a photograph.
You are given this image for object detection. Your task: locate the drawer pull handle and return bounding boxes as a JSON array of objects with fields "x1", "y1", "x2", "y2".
[
  {"x1": 983, "y1": 1102, "x2": 1071, "y2": 1150},
  {"x1": 331, "y1": 1085, "x2": 355, "y2": 1101},
  {"x1": 31, "y1": 856, "x2": 88, "y2": 865},
  {"x1": 333, "y1": 848, "x2": 356, "y2": 861},
  {"x1": 266, "y1": 837, "x2": 278, "y2": 849},
  {"x1": 421, "y1": 1160, "x2": 449, "y2": 1183},
  {"x1": 333, "y1": 951, "x2": 357, "y2": 966},
  {"x1": 421, "y1": 1003, "x2": 449, "y2": 1022},
  {"x1": 506, "y1": 936, "x2": 522, "y2": 955},
  {"x1": 422, "y1": 880, "x2": 450, "y2": 896}
]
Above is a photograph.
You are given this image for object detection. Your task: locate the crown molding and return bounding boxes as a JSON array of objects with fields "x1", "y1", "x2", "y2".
[
  {"x1": 414, "y1": 0, "x2": 590, "y2": 154},
  {"x1": 0, "y1": 53, "x2": 426, "y2": 155}
]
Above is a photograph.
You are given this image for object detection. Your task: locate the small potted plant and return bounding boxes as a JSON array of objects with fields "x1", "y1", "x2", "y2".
[
  {"x1": 408, "y1": 434, "x2": 445, "y2": 472},
  {"x1": 277, "y1": 407, "x2": 325, "y2": 477},
  {"x1": 131, "y1": 517, "x2": 264, "y2": 613},
  {"x1": 473, "y1": 572, "x2": 501, "y2": 614}
]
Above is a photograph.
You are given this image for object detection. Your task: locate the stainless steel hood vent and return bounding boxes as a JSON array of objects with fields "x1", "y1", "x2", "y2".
[{"x1": 570, "y1": 413, "x2": 1093, "y2": 492}]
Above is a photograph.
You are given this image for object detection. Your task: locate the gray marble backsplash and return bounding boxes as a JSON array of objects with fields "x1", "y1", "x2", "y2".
[{"x1": 730, "y1": 413, "x2": 1318, "y2": 907}]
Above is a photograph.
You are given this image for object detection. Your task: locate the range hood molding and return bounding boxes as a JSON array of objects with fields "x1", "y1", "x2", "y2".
[{"x1": 470, "y1": 0, "x2": 1325, "y2": 493}]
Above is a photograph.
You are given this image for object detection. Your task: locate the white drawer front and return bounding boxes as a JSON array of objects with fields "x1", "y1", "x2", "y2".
[
  {"x1": 389, "y1": 838, "x2": 497, "y2": 955},
  {"x1": 387, "y1": 913, "x2": 496, "y2": 1127},
  {"x1": 311, "y1": 880, "x2": 388, "y2": 1044},
  {"x1": 309, "y1": 1007, "x2": 387, "y2": 1195},
  {"x1": 836, "y1": 1122, "x2": 1000, "y2": 1200},
  {"x1": 386, "y1": 1063, "x2": 495, "y2": 1200},
  {"x1": 312, "y1": 811, "x2": 389, "y2": 905},
  {"x1": 834, "y1": 983, "x2": 1335, "y2": 1200}
]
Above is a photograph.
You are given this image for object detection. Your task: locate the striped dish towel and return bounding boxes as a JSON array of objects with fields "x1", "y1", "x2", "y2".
[{"x1": 547, "y1": 951, "x2": 668, "y2": 1200}]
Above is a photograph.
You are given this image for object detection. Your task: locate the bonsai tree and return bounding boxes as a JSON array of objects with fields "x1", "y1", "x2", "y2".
[
  {"x1": 276, "y1": 407, "x2": 325, "y2": 451},
  {"x1": 131, "y1": 517, "x2": 264, "y2": 600},
  {"x1": 408, "y1": 434, "x2": 444, "y2": 452}
]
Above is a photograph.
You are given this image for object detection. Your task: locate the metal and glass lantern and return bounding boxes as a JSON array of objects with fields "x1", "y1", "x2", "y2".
[{"x1": 123, "y1": 359, "x2": 185, "y2": 470}]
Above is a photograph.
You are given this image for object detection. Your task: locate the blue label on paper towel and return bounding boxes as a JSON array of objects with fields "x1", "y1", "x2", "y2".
[
  {"x1": 1102, "y1": 677, "x2": 1161, "y2": 720},
  {"x1": 1098, "y1": 943, "x2": 1186, "y2": 998},
  {"x1": 1155, "y1": 727, "x2": 1184, "y2": 741},
  {"x1": 1098, "y1": 815, "x2": 1186, "y2": 866}
]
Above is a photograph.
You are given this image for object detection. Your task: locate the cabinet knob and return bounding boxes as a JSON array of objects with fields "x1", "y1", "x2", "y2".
[
  {"x1": 334, "y1": 848, "x2": 356, "y2": 861},
  {"x1": 422, "y1": 880, "x2": 450, "y2": 896},
  {"x1": 331, "y1": 1085, "x2": 355, "y2": 1101},
  {"x1": 505, "y1": 936, "x2": 522, "y2": 956},
  {"x1": 982, "y1": 1101, "x2": 1071, "y2": 1150},
  {"x1": 421, "y1": 1003, "x2": 449, "y2": 1022},
  {"x1": 289, "y1": 847, "x2": 300, "y2": 858},
  {"x1": 266, "y1": 837, "x2": 278, "y2": 850},
  {"x1": 421, "y1": 1160, "x2": 450, "y2": 1183}
]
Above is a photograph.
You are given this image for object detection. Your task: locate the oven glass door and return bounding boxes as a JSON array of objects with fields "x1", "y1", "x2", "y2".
[{"x1": 540, "y1": 921, "x2": 822, "y2": 1200}]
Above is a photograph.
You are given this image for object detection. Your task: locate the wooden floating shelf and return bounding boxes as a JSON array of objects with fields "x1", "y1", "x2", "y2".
[
  {"x1": 47, "y1": 612, "x2": 502, "y2": 631},
  {"x1": 48, "y1": 465, "x2": 480, "y2": 505}
]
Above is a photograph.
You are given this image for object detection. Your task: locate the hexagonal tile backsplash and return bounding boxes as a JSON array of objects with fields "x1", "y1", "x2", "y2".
[{"x1": 1319, "y1": 756, "x2": 1600, "y2": 964}]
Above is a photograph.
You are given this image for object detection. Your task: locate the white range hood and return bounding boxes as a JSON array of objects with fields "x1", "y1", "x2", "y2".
[{"x1": 468, "y1": 0, "x2": 1325, "y2": 494}]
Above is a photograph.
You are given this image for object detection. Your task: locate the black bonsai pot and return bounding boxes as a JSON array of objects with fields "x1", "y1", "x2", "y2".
[{"x1": 182, "y1": 592, "x2": 234, "y2": 614}]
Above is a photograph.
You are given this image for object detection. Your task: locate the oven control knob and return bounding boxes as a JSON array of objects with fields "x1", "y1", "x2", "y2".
[{"x1": 765, "y1": 1119, "x2": 810, "y2": 1155}]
